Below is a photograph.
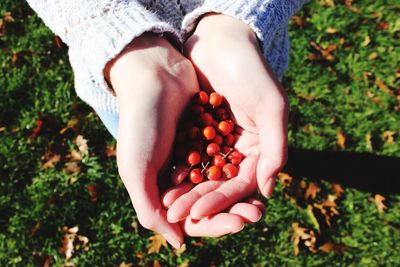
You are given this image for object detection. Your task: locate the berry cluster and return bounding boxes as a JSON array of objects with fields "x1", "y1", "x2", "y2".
[{"x1": 172, "y1": 91, "x2": 244, "y2": 185}]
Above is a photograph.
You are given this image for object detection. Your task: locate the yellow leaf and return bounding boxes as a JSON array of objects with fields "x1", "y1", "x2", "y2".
[
  {"x1": 368, "y1": 52, "x2": 378, "y2": 60},
  {"x1": 383, "y1": 131, "x2": 395, "y2": 144},
  {"x1": 118, "y1": 262, "x2": 133, "y2": 267},
  {"x1": 365, "y1": 133, "x2": 373, "y2": 151},
  {"x1": 332, "y1": 183, "x2": 344, "y2": 198},
  {"x1": 307, "y1": 205, "x2": 320, "y2": 233},
  {"x1": 362, "y1": 35, "x2": 371, "y2": 46},
  {"x1": 75, "y1": 135, "x2": 88, "y2": 155},
  {"x1": 174, "y1": 243, "x2": 186, "y2": 257},
  {"x1": 337, "y1": 130, "x2": 346, "y2": 150},
  {"x1": 278, "y1": 172, "x2": 293, "y2": 187},
  {"x1": 148, "y1": 233, "x2": 168, "y2": 254},
  {"x1": 369, "y1": 194, "x2": 387, "y2": 213},
  {"x1": 326, "y1": 27, "x2": 337, "y2": 34}
]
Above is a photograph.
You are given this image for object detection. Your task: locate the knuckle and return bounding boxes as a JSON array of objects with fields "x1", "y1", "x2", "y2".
[{"x1": 137, "y1": 215, "x2": 156, "y2": 230}]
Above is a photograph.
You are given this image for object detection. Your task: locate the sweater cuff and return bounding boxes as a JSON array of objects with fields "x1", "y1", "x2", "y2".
[
  {"x1": 70, "y1": 3, "x2": 181, "y2": 94},
  {"x1": 182, "y1": 0, "x2": 307, "y2": 51}
]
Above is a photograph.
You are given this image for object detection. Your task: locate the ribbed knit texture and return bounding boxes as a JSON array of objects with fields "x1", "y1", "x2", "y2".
[{"x1": 26, "y1": 0, "x2": 309, "y2": 114}]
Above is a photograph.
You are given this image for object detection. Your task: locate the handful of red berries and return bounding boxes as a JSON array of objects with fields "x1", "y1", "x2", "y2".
[{"x1": 170, "y1": 91, "x2": 244, "y2": 185}]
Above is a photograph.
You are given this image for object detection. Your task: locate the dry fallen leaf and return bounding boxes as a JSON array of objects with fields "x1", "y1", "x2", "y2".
[
  {"x1": 305, "y1": 182, "x2": 321, "y2": 200},
  {"x1": 148, "y1": 233, "x2": 168, "y2": 254},
  {"x1": 375, "y1": 79, "x2": 392, "y2": 95},
  {"x1": 118, "y1": 262, "x2": 133, "y2": 267},
  {"x1": 322, "y1": 0, "x2": 335, "y2": 7},
  {"x1": 326, "y1": 27, "x2": 337, "y2": 34},
  {"x1": 174, "y1": 243, "x2": 186, "y2": 257},
  {"x1": 309, "y1": 41, "x2": 337, "y2": 61},
  {"x1": 153, "y1": 260, "x2": 161, "y2": 267},
  {"x1": 344, "y1": 0, "x2": 361, "y2": 12},
  {"x1": 29, "y1": 119, "x2": 44, "y2": 140},
  {"x1": 292, "y1": 15, "x2": 307, "y2": 28},
  {"x1": 75, "y1": 135, "x2": 88, "y2": 155},
  {"x1": 292, "y1": 223, "x2": 317, "y2": 256},
  {"x1": 319, "y1": 242, "x2": 346, "y2": 253},
  {"x1": 106, "y1": 144, "x2": 117, "y2": 157},
  {"x1": 278, "y1": 172, "x2": 293, "y2": 187},
  {"x1": 337, "y1": 130, "x2": 346, "y2": 150},
  {"x1": 86, "y1": 184, "x2": 98, "y2": 203},
  {"x1": 332, "y1": 183, "x2": 344, "y2": 198},
  {"x1": 42, "y1": 154, "x2": 61, "y2": 169},
  {"x1": 365, "y1": 133, "x2": 373, "y2": 151},
  {"x1": 383, "y1": 131, "x2": 395, "y2": 144},
  {"x1": 60, "y1": 118, "x2": 79, "y2": 134},
  {"x1": 63, "y1": 161, "x2": 81, "y2": 174},
  {"x1": 59, "y1": 226, "x2": 89, "y2": 260},
  {"x1": 369, "y1": 194, "x2": 387, "y2": 213},
  {"x1": 307, "y1": 205, "x2": 320, "y2": 233},
  {"x1": 362, "y1": 35, "x2": 371, "y2": 47}
]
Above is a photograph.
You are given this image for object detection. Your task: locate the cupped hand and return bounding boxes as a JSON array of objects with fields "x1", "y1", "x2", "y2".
[
  {"x1": 166, "y1": 14, "x2": 289, "y2": 222},
  {"x1": 106, "y1": 33, "x2": 200, "y2": 248}
]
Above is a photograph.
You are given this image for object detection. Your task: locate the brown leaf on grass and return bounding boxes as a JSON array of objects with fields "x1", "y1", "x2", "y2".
[
  {"x1": 86, "y1": 184, "x2": 98, "y2": 203},
  {"x1": 153, "y1": 260, "x2": 161, "y2": 267},
  {"x1": 30, "y1": 222, "x2": 41, "y2": 237},
  {"x1": 362, "y1": 35, "x2": 371, "y2": 47},
  {"x1": 322, "y1": 0, "x2": 335, "y2": 7},
  {"x1": 326, "y1": 27, "x2": 337, "y2": 34},
  {"x1": 29, "y1": 119, "x2": 44, "y2": 139},
  {"x1": 75, "y1": 135, "x2": 88, "y2": 155},
  {"x1": 305, "y1": 182, "x2": 321, "y2": 200},
  {"x1": 278, "y1": 172, "x2": 293, "y2": 187},
  {"x1": 11, "y1": 53, "x2": 18, "y2": 64},
  {"x1": 118, "y1": 262, "x2": 133, "y2": 267},
  {"x1": 148, "y1": 233, "x2": 168, "y2": 254},
  {"x1": 173, "y1": 243, "x2": 186, "y2": 257},
  {"x1": 319, "y1": 242, "x2": 346, "y2": 253},
  {"x1": 366, "y1": 90, "x2": 385, "y2": 106},
  {"x1": 291, "y1": 223, "x2": 317, "y2": 256},
  {"x1": 375, "y1": 79, "x2": 393, "y2": 95},
  {"x1": 309, "y1": 41, "x2": 337, "y2": 61},
  {"x1": 369, "y1": 194, "x2": 387, "y2": 213},
  {"x1": 63, "y1": 161, "x2": 81, "y2": 174},
  {"x1": 337, "y1": 130, "x2": 346, "y2": 150},
  {"x1": 365, "y1": 133, "x2": 373, "y2": 151},
  {"x1": 376, "y1": 21, "x2": 389, "y2": 30},
  {"x1": 106, "y1": 144, "x2": 117, "y2": 157},
  {"x1": 332, "y1": 183, "x2": 344, "y2": 198},
  {"x1": 0, "y1": 12, "x2": 15, "y2": 37},
  {"x1": 344, "y1": 0, "x2": 361, "y2": 12},
  {"x1": 292, "y1": 15, "x2": 307, "y2": 28},
  {"x1": 66, "y1": 149, "x2": 83, "y2": 161},
  {"x1": 60, "y1": 118, "x2": 79, "y2": 134},
  {"x1": 0, "y1": 126, "x2": 5, "y2": 132},
  {"x1": 54, "y1": 35, "x2": 62, "y2": 48},
  {"x1": 383, "y1": 131, "x2": 395, "y2": 144},
  {"x1": 313, "y1": 195, "x2": 340, "y2": 227},
  {"x1": 59, "y1": 226, "x2": 89, "y2": 260},
  {"x1": 42, "y1": 154, "x2": 61, "y2": 169}
]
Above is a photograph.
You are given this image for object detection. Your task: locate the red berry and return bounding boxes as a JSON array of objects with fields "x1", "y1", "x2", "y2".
[
  {"x1": 218, "y1": 120, "x2": 233, "y2": 136},
  {"x1": 209, "y1": 92, "x2": 223, "y2": 107},
  {"x1": 187, "y1": 151, "x2": 201, "y2": 166},
  {"x1": 228, "y1": 151, "x2": 243, "y2": 165},
  {"x1": 196, "y1": 91, "x2": 209, "y2": 105},
  {"x1": 223, "y1": 163, "x2": 238, "y2": 179},
  {"x1": 190, "y1": 168, "x2": 204, "y2": 184},
  {"x1": 206, "y1": 143, "x2": 220, "y2": 156},
  {"x1": 206, "y1": 166, "x2": 222, "y2": 180},
  {"x1": 223, "y1": 134, "x2": 235, "y2": 146},
  {"x1": 212, "y1": 134, "x2": 223, "y2": 146},
  {"x1": 214, "y1": 107, "x2": 228, "y2": 120},
  {"x1": 212, "y1": 155, "x2": 226, "y2": 167},
  {"x1": 220, "y1": 146, "x2": 231, "y2": 155},
  {"x1": 203, "y1": 126, "x2": 216, "y2": 140},
  {"x1": 190, "y1": 104, "x2": 205, "y2": 115},
  {"x1": 188, "y1": 126, "x2": 200, "y2": 140},
  {"x1": 199, "y1": 113, "x2": 213, "y2": 126}
]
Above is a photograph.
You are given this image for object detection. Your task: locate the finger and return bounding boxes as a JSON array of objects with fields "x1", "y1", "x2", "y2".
[
  {"x1": 190, "y1": 156, "x2": 258, "y2": 219},
  {"x1": 254, "y1": 93, "x2": 288, "y2": 198},
  {"x1": 117, "y1": 113, "x2": 183, "y2": 248},
  {"x1": 167, "y1": 180, "x2": 223, "y2": 223},
  {"x1": 161, "y1": 182, "x2": 194, "y2": 209},
  {"x1": 181, "y1": 213, "x2": 244, "y2": 237},
  {"x1": 246, "y1": 197, "x2": 266, "y2": 214},
  {"x1": 227, "y1": 202, "x2": 263, "y2": 223}
]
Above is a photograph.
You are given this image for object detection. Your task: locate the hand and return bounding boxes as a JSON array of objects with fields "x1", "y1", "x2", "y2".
[
  {"x1": 166, "y1": 14, "x2": 288, "y2": 221},
  {"x1": 106, "y1": 33, "x2": 199, "y2": 248}
]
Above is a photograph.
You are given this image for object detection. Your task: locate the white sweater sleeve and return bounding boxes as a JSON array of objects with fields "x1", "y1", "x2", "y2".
[
  {"x1": 26, "y1": 0, "x2": 180, "y2": 112},
  {"x1": 182, "y1": 0, "x2": 310, "y2": 80}
]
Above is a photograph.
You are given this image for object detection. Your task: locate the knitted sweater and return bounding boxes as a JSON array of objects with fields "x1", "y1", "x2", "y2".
[{"x1": 26, "y1": 0, "x2": 309, "y2": 114}]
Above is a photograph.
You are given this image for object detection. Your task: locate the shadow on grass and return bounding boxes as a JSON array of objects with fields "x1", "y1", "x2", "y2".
[{"x1": 284, "y1": 148, "x2": 400, "y2": 195}]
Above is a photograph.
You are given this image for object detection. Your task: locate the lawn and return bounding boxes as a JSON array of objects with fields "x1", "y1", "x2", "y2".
[{"x1": 0, "y1": 0, "x2": 399, "y2": 266}]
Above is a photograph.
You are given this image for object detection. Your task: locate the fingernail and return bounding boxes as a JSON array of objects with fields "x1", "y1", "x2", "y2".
[
  {"x1": 262, "y1": 177, "x2": 276, "y2": 198},
  {"x1": 165, "y1": 234, "x2": 181, "y2": 249}
]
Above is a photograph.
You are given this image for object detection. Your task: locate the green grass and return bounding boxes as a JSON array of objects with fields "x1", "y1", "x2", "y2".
[{"x1": 1, "y1": 0, "x2": 399, "y2": 266}]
